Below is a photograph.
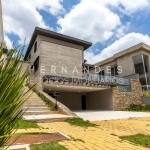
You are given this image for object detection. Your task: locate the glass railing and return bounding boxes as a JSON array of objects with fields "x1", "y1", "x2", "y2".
[{"x1": 83, "y1": 73, "x2": 131, "y2": 86}]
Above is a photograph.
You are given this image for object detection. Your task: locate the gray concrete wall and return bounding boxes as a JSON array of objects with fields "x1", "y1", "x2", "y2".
[
  {"x1": 40, "y1": 41, "x2": 83, "y2": 78},
  {"x1": 58, "y1": 92, "x2": 86, "y2": 110},
  {"x1": 141, "y1": 96, "x2": 150, "y2": 105},
  {"x1": 87, "y1": 89, "x2": 113, "y2": 110},
  {"x1": 26, "y1": 35, "x2": 84, "y2": 91},
  {"x1": 92, "y1": 49, "x2": 150, "y2": 78}
]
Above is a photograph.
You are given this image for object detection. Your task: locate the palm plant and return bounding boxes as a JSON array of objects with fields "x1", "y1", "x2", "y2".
[{"x1": 0, "y1": 46, "x2": 32, "y2": 147}]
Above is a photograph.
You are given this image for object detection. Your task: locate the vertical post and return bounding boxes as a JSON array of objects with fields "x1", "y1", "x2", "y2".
[
  {"x1": 0, "y1": 0, "x2": 4, "y2": 44},
  {"x1": 142, "y1": 54, "x2": 148, "y2": 90}
]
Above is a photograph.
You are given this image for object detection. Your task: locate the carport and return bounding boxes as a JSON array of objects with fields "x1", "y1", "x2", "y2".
[{"x1": 43, "y1": 82, "x2": 113, "y2": 111}]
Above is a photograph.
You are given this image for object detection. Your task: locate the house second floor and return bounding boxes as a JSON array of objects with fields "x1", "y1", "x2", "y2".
[{"x1": 24, "y1": 27, "x2": 92, "y2": 79}]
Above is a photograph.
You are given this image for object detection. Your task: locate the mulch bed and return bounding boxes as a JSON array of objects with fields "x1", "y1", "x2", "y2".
[{"x1": 6, "y1": 133, "x2": 68, "y2": 145}]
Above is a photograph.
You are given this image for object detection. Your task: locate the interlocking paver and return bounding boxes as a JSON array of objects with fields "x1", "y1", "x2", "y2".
[{"x1": 16, "y1": 117, "x2": 150, "y2": 149}]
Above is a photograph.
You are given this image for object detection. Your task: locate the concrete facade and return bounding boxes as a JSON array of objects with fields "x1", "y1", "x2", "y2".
[
  {"x1": 28, "y1": 33, "x2": 86, "y2": 91},
  {"x1": 93, "y1": 43, "x2": 150, "y2": 78},
  {"x1": 24, "y1": 27, "x2": 148, "y2": 112},
  {"x1": 87, "y1": 89, "x2": 113, "y2": 110}
]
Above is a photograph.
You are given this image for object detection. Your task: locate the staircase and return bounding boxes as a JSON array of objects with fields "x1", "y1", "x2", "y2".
[
  {"x1": 23, "y1": 92, "x2": 57, "y2": 116},
  {"x1": 22, "y1": 88, "x2": 73, "y2": 122}
]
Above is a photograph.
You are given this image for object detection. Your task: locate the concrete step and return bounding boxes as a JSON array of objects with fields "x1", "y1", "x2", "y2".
[
  {"x1": 23, "y1": 107, "x2": 50, "y2": 111},
  {"x1": 23, "y1": 104, "x2": 47, "y2": 107},
  {"x1": 23, "y1": 101, "x2": 45, "y2": 103},
  {"x1": 23, "y1": 111, "x2": 59, "y2": 115},
  {"x1": 22, "y1": 114, "x2": 74, "y2": 123}
]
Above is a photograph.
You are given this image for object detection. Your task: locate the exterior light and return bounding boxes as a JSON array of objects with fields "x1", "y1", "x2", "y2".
[{"x1": 53, "y1": 91, "x2": 60, "y2": 109}]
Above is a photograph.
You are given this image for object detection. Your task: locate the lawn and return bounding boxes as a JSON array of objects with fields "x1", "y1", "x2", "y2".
[
  {"x1": 119, "y1": 134, "x2": 150, "y2": 148},
  {"x1": 14, "y1": 119, "x2": 39, "y2": 129},
  {"x1": 30, "y1": 142, "x2": 67, "y2": 150},
  {"x1": 66, "y1": 118, "x2": 98, "y2": 127}
]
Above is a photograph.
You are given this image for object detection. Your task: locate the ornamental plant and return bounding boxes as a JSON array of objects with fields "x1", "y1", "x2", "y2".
[{"x1": 0, "y1": 46, "x2": 32, "y2": 147}]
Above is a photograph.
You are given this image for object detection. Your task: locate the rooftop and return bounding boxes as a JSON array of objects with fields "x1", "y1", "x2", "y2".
[
  {"x1": 24, "y1": 27, "x2": 92, "y2": 60},
  {"x1": 95, "y1": 43, "x2": 150, "y2": 66}
]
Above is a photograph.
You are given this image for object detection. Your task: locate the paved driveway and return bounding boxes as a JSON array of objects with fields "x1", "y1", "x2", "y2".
[{"x1": 74, "y1": 110, "x2": 150, "y2": 121}]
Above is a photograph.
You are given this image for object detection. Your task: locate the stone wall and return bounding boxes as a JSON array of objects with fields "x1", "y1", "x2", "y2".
[{"x1": 112, "y1": 79, "x2": 142, "y2": 110}]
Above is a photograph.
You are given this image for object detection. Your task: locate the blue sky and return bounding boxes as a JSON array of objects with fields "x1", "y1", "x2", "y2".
[{"x1": 2, "y1": 0, "x2": 150, "y2": 64}]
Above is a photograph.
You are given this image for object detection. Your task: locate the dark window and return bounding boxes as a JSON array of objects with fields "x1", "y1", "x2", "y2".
[
  {"x1": 118, "y1": 85, "x2": 132, "y2": 92},
  {"x1": 111, "y1": 64, "x2": 118, "y2": 76},
  {"x1": 99, "y1": 69, "x2": 105, "y2": 76},
  {"x1": 28, "y1": 54, "x2": 31, "y2": 60},
  {"x1": 34, "y1": 56, "x2": 39, "y2": 72},
  {"x1": 34, "y1": 41, "x2": 37, "y2": 53},
  {"x1": 133, "y1": 54, "x2": 149, "y2": 90},
  {"x1": 133, "y1": 55, "x2": 144, "y2": 75}
]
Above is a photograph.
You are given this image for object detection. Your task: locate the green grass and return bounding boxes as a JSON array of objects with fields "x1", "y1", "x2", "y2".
[
  {"x1": 119, "y1": 134, "x2": 150, "y2": 148},
  {"x1": 14, "y1": 119, "x2": 39, "y2": 129},
  {"x1": 37, "y1": 92, "x2": 57, "y2": 111},
  {"x1": 66, "y1": 118, "x2": 98, "y2": 127},
  {"x1": 30, "y1": 142, "x2": 68, "y2": 150}
]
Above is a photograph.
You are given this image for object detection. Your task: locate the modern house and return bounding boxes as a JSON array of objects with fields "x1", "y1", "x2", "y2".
[
  {"x1": 24, "y1": 27, "x2": 144, "y2": 111},
  {"x1": 94, "y1": 43, "x2": 150, "y2": 91}
]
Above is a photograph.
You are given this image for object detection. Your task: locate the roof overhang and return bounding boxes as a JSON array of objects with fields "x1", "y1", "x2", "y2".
[{"x1": 24, "y1": 27, "x2": 92, "y2": 60}]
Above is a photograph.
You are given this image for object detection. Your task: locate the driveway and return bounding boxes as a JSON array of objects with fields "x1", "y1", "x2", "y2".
[{"x1": 74, "y1": 110, "x2": 150, "y2": 121}]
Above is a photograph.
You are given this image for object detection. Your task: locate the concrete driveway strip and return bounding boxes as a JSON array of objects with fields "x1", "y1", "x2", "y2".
[{"x1": 74, "y1": 111, "x2": 150, "y2": 121}]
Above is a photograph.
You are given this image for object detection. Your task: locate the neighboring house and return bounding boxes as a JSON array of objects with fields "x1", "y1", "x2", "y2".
[
  {"x1": 23, "y1": 27, "x2": 145, "y2": 111},
  {"x1": 93, "y1": 43, "x2": 150, "y2": 91}
]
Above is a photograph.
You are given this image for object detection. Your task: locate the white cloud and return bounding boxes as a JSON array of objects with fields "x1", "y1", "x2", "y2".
[
  {"x1": 2, "y1": 0, "x2": 64, "y2": 45},
  {"x1": 4, "y1": 34, "x2": 12, "y2": 49},
  {"x1": 57, "y1": 0, "x2": 150, "y2": 43},
  {"x1": 84, "y1": 33, "x2": 150, "y2": 64},
  {"x1": 57, "y1": 0, "x2": 121, "y2": 43}
]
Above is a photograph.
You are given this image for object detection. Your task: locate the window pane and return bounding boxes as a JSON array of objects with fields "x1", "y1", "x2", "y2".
[
  {"x1": 143, "y1": 56, "x2": 148, "y2": 73},
  {"x1": 111, "y1": 67, "x2": 114, "y2": 76},
  {"x1": 133, "y1": 55, "x2": 144, "y2": 75},
  {"x1": 114, "y1": 66, "x2": 118, "y2": 75},
  {"x1": 118, "y1": 85, "x2": 132, "y2": 92}
]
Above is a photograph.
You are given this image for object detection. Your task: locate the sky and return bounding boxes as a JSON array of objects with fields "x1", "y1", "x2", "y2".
[{"x1": 2, "y1": 0, "x2": 150, "y2": 64}]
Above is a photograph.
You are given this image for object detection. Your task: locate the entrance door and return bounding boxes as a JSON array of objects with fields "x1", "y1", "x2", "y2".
[{"x1": 81, "y1": 95, "x2": 86, "y2": 110}]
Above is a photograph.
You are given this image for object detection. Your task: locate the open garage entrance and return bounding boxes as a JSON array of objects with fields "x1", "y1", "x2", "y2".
[
  {"x1": 57, "y1": 89, "x2": 113, "y2": 111},
  {"x1": 43, "y1": 83, "x2": 113, "y2": 111}
]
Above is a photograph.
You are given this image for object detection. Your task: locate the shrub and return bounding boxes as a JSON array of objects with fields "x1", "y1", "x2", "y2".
[
  {"x1": 126, "y1": 103, "x2": 150, "y2": 111},
  {"x1": 143, "y1": 91, "x2": 150, "y2": 98}
]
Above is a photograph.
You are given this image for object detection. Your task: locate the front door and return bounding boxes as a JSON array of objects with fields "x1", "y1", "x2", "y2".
[{"x1": 81, "y1": 95, "x2": 86, "y2": 110}]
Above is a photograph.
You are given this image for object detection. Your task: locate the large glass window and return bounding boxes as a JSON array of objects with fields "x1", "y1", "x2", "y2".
[
  {"x1": 99, "y1": 69, "x2": 104, "y2": 80},
  {"x1": 133, "y1": 54, "x2": 149, "y2": 90}
]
